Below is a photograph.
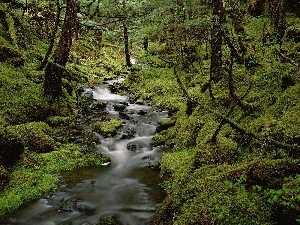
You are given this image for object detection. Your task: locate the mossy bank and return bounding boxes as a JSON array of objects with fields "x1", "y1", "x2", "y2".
[
  {"x1": 122, "y1": 8, "x2": 300, "y2": 225},
  {"x1": 0, "y1": 2, "x2": 125, "y2": 217}
]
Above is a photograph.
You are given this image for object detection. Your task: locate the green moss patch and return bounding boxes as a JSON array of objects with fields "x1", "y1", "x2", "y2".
[
  {"x1": 0, "y1": 144, "x2": 110, "y2": 216},
  {"x1": 93, "y1": 119, "x2": 122, "y2": 137}
]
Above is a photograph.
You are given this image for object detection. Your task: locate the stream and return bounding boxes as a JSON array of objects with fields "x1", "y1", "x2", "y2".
[{"x1": 1, "y1": 79, "x2": 168, "y2": 225}]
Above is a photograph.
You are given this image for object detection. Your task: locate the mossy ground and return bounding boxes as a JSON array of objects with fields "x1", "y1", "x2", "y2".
[
  {"x1": 123, "y1": 12, "x2": 300, "y2": 225},
  {"x1": 0, "y1": 3, "x2": 121, "y2": 217}
]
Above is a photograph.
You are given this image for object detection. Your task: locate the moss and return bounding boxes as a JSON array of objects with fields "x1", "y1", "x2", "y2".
[
  {"x1": 96, "y1": 216, "x2": 120, "y2": 225},
  {"x1": 93, "y1": 119, "x2": 122, "y2": 137},
  {"x1": 0, "y1": 168, "x2": 57, "y2": 216},
  {"x1": 0, "y1": 45, "x2": 23, "y2": 62},
  {"x1": 28, "y1": 144, "x2": 110, "y2": 173},
  {"x1": 47, "y1": 116, "x2": 73, "y2": 126},
  {"x1": 5, "y1": 122, "x2": 55, "y2": 153},
  {"x1": 0, "y1": 144, "x2": 110, "y2": 216},
  {"x1": 0, "y1": 165, "x2": 8, "y2": 190}
]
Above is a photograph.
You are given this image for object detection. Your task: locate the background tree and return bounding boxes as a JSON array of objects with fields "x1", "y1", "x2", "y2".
[
  {"x1": 268, "y1": 0, "x2": 286, "y2": 41},
  {"x1": 44, "y1": 0, "x2": 79, "y2": 99}
]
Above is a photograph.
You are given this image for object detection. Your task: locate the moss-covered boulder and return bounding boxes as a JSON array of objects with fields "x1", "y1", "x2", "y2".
[
  {"x1": 0, "y1": 126, "x2": 24, "y2": 166},
  {"x1": 96, "y1": 216, "x2": 121, "y2": 225},
  {"x1": 93, "y1": 119, "x2": 122, "y2": 137},
  {"x1": 5, "y1": 122, "x2": 55, "y2": 153},
  {"x1": 0, "y1": 45, "x2": 24, "y2": 67},
  {"x1": 0, "y1": 165, "x2": 8, "y2": 189}
]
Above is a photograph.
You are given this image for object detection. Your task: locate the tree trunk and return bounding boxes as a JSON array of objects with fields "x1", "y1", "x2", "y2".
[
  {"x1": 268, "y1": 0, "x2": 286, "y2": 41},
  {"x1": 44, "y1": 0, "x2": 79, "y2": 99},
  {"x1": 208, "y1": 0, "x2": 225, "y2": 100},
  {"x1": 122, "y1": 0, "x2": 131, "y2": 67},
  {"x1": 210, "y1": 0, "x2": 225, "y2": 83},
  {"x1": 37, "y1": 0, "x2": 62, "y2": 71}
]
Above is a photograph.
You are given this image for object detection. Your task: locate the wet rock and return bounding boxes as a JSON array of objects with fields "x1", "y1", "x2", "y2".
[
  {"x1": 113, "y1": 103, "x2": 126, "y2": 111},
  {"x1": 108, "y1": 84, "x2": 117, "y2": 93},
  {"x1": 120, "y1": 129, "x2": 135, "y2": 139},
  {"x1": 135, "y1": 99, "x2": 144, "y2": 105},
  {"x1": 82, "y1": 90, "x2": 93, "y2": 98},
  {"x1": 90, "y1": 101, "x2": 107, "y2": 110},
  {"x1": 58, "y1": 198, "x2": 79, "y2": 212},
  {"x1": 127, "y1": 140, "x2": 150, "y2": 151},
  {"x1": 127, "y1": 143, "x2": 138, "y2": 151},
  {"x1": 137, "y1": 110, "x2": 147, "y2": 115},
  {"x1": 96, "y1": 216, "x2": 121, "y2": 225},
  {"x1": 119, "y1": 111, "x2": 131, "y2": 120}
]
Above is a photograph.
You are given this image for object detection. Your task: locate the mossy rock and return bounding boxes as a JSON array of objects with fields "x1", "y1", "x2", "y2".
[
  {"x1": 0, "y1": 45, "x2": 24, "y2": 66},
  {"x1": 285, "y1": 24, "x2": 300, "y2": 43},
  {"x1": 0, "y1": 165, "x2": 8, "y2": 189},
  {"x1": 244, "y1": 159, "x2": 300, "y2": 189},
  {"x1": 5, "y1": 122, "x2": 55, "y2": 153},
  {"x1": 96, "y1": 216, "x2": 121, "y2": 225},
  {"x1": 93, "y1": 119, "x2": 122, "y2": 137},
  {"x1": 0, "y1": 126, "x2": 24, "y2": 166}
]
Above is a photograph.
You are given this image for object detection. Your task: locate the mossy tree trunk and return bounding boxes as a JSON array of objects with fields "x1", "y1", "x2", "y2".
[
  {"x1": 209, "y1": 0, "x2": 225, "y2": 99},
  {"x1": 37, "y1": 0, "x2": 62, "y2": 71},
  {"x1": 268, "y1": 0, "x2": 286, "y2": 41},
  {"x1": 44, "y1": 0, "x2": 79, "y2": 99}
]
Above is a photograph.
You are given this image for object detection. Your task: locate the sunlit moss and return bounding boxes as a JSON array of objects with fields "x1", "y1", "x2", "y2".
[{"x1": 93, "y1": 119, "x2": 122, "y2": 137}]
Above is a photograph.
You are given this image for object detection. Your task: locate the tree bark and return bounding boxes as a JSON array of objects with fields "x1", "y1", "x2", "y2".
[
  {"x1": 122, "y1": 0, "x2": 131, "y2": 67},
  {"x1": 44, "y1": 0, "x2": 79, "y2": 99},
  {"x1": 268, "y1": 0, "x2": 286, "y2": 41},
  {"x1": 209, "y1": 0, "x2": 225, "y2": 83},
  {"x1": 37, "y1": 0, "x2": 62, "y2": 71}
]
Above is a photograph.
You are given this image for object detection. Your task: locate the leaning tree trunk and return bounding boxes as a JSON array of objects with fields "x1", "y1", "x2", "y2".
[
  {"x1": 44, "y1": 0, "x2": 79, "y2": 99},
  {"x1": 209, "y1": 0, "x2": 225, "y2": 99}
]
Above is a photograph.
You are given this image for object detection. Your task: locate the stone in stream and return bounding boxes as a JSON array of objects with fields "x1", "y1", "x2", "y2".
[
  {"x1": 135, "y1": 99, "x2": 144, "y2": 105},
  {"x1": 120, "y1": 128, "x2": 136, "y2": 139},
  {"x1": 113, "y1": 103, "x2": 127, "y2": 111},
  {"x1": 127, "y1": 140, "x2": 150, "y2": 151},
  {"x1": 90, "y1": 101, "x2": 107, "y2": 110},
  {"x1": 137, "y1": 110, "x2": 147, "y2": 115},
  {"x1": 96, "y1": 216, "x2": 121, "y2": 225},
  {"x1": 119, "y1": 111, "x2": 131, "y2": 120}
]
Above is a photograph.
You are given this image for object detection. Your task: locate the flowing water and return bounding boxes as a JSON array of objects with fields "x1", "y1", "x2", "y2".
[{"x1": 1, "y1": 79, "x2": 168, "y2": 225}]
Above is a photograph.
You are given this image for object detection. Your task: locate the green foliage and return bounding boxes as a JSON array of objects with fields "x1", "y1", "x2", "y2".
[
  {"x1": 93, "y1": 119, "x2": 122, "y2": 137},
  {"x1": 47, "y1": 116, "x2": 73, "y2": 126}
]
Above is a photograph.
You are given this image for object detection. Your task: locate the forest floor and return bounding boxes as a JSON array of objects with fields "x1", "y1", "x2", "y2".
[{"x1": 0, "y1": 2, "x2": 300, "y2": 224}]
